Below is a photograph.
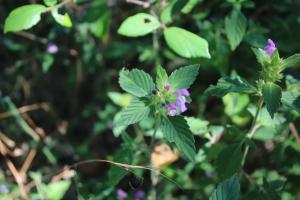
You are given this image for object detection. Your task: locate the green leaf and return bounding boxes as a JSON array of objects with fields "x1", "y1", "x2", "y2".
[
  {"x1": 262, "y1": 83, "x2": 282, "y2": 118},
  {"x1": 181, "y1": 0, "x2": 203, "y2": 14},
  {"x1": 282, "y1": 53, "x2": 300, "y2": 68},
  {"x1": 205, "y1": 76, "x2": 256, "y2": 97},
  {"x1": 119, "y1": 68, "x2": 155, "y2": 97},
  {"x1": 160, "y1": 0, "x2": 185, "y2": 24},
  {"x1": 216, "y1": 143, "x2": 243, "y2": 180},
  {"x1": 117, "y1": 98, "x2": 150, "y2": 126},
  {"x1": 209, "y1": 175, "x2": 240, "y2": 200},
  {"x1": 252, "y1": 48, "x2": 271, "y2": 66},
  {"x1": 46, "y1": 180, "x2": 71, "y2": 200},
  {"x1": 108, "y1": 92, "x2": 132, "y2": 107},
  {"x1": 225, "y1": 9, "x2": 247, "y2": 50},
  {"x1": 282, "y1": 91, "x2": 300, "y2": 113},
  {"x1": 51, "y1": 9, "x2": 72, "y2": 28},
  {"x1": 44, "y1": 0, "x2": 57, "y2": 6},
  {"x1": 156, "y1": 66, "x2": 169, "y2": 91},
  {"x1": 161, "y1": 116, "x2": 196, "y2": 161},
  {"x1": 118, "y1": 13, "x2": 160, "y2": 37},
  {"x1": 185, "y1": 117, "x2": 209, "y2": 135},
  {"x1": 163, "y1": 27, "x2": 210, "y2": 58},
  {"x1": 168, "y1": 64, "x2": 200, "y2": 90},
  {"x1": 4, "y1": 4, "x2": 46, "y2": 33}
]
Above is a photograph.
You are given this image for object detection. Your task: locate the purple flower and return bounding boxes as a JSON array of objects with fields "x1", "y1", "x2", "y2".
[
  {"x1": 117, "y1": 189, "x2": 128, "y2": 199},
  {"x1": 165, "y1": 83, "x2": 171, "y2": 91},
  {"x1": 133, "y1": 189, "x2": 146, "y2": 200},
  {"x1": 0, "y1": 184, "x2": 9, "y2": 193},
  {"x1": 47, "y1": 43, "x2": 59, "y2": 54},
  {"x1": 264, "y1": 39, "x2": 276, "y2": 56},
  {"x1": 166, "y1": 88, "x2": 190, "y2": 116}
]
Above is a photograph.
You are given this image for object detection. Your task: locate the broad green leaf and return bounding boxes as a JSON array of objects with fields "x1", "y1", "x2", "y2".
[
  {"x1": 156, "y1": 66, "x2": 169, "y2": 91},
  {"x1": 42, "y1": 54, "x2": 54, "y2": 73},
  {"x1": 205, "y1": 76, "x2": 256, "y2": 97},
  {"x1": 46, "y1": 180, "x2": 71, "y2": 200},
  {"x1": 163, "y1": 27, "x2": 210, "y2": 58},
  {"x1": 185, "y1": 117, "x2": 209, "y2": 135},
  {"x1": 108, "y1": 92, "x2": 132, "y2": 107},
  {"x1": 44, "y1": 0, "x2": 57, "y2": 6},
  {"x1": 282, "y1": 91, "x2": 300, "y2": 113},
  {"x1": 209, "y1": 175, "x2": 240, "y2": 200},
  {"x1": 262, "y1": 83, "x2": 282, "y2": 118},
  {"x1": 160, "y1": 0, "x2": 185, "y2": 24},
  {"x1": 282, "y1": 53, "x2": 300, "y2": 68},
  {"x1": 161, "y1": 116, "x2": 196, "y2": 161},
  {"x1": 168, "y1": 64, "x2": 200, "y2": 90},
  {"x1": 118, "y1": 13, "x2": 160, "y2": 37},
  {"x1": 225, "y1": 9, "x2": 247, "y2": 50},
  {"x1": 252, "y1": 48, "x2": 271, "y2": 66},
  {"x1": 117, "y1": 98, "x2": 150, "y2": 126},
  {"x1": 119, "y1": 68, "x2": 155, "y2": 97},
  {"x1": 216, "y1": 143, "x2": 243, "y2": 180},
  {"x1": 51, "y1": 9, "x2": 72, "y2": 28},
  {"x1": 181, "y1": 0, "x2": 203, "y2": 14},
  {"x1": 285, "y1": 75, "x2": 300, "y2": 91},
  {"x1": 4, "y1": 4, "x2": 46, "y2": 33}
]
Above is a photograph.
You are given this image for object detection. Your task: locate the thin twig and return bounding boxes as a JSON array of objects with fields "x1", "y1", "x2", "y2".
[
  {"x1": 20, "y1": 149, "x2": 37, "y2": 175},
  {"x1": 289, "y1": 123, "x2": 300, "y2": 146},
  {"x1": 126, "y1": 0, "x2": 150, "y2": 8}
]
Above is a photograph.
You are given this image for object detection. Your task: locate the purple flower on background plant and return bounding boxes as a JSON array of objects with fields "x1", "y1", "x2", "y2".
[
  {"x1": 166, "y1": 88, "x2": 190, "y2": 116},
  {"x1": 47, "y1": 43, "x2": 59, "y2": 54},
  {"x1": 264, "y1": 39, "x2": 276, "y2": 56},
  {"x1": 117, "y1": 189, "x2": 128, "y2": 199},
  {"x1": 165, "y1": 83, "x2": 171, "y2": 91},
  {"x1": 0, "y1": 184, "x2": 9, "y2": 193},
  {"x1": 133, "y1": 189, "x2": 146, "y2": 200}
]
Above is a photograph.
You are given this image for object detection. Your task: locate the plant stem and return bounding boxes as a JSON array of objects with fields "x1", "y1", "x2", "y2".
[{"x1": 241, "y1": 97, "x2": 264, "y2": 167}]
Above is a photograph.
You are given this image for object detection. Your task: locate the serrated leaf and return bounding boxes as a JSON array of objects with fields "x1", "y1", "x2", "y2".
[
  {"x1": 205, "y1": 76, "x2": 256, "y2": 97},
  {"x1": 216, "y1": 143, "x2": 243, "y2": 180},
  {"x1": 209, "y1": 175, "x2": 240, "y2": 200},
  {"x1": 282, "y1": 91, "x2": 300, "y2": 113},
  {"x1": 168, "y1": 64, "x2": 200, "y2": 90},
  {"x1": 4, "y1": 4, "x2": 46, "y2": 33},
  {"x1": 163, "y1": 27, "x2": 210, "y2": 58},
  {"x1": 156, "y1": 66, "x2": 169, "y2": 91},
  {"x1": 262, "y1": 83, "x2": 282, "y2": 118},
  {"x1": 117, "y1": 98, "x2": 150, "y2": 126},
  {"x1": 119, "y1": 68, "x2": 155, "y2": 97},
  {"x1": 161, "y1": 116, "x2": 196, "y2": 161},
  {"x1": 185, "y1": 117, "x2": 209, "y2": 135},
  {"x1": 252, "y1": 48, "x2": 271, "y2": 66},
  {"x1": 46, "y1": 180, "x2": 71, "y2": 200},
  {"x1": 118, "y1": 13, "x2": 160, "y2": 37},
  {"x1": 108, "y1": 92, "x2": 132, "y2": 107},
  {"x1": 225, "y1": 9, "x2": 247, "y2": 50},
  {"x1": 282, "y1": 53, "x2": 300, "y2": 69},
  {"x1": 44, "y1": 0, "x2": 57, "y2": 6},
  {"x1": 51, "y1": 9, "x2": 72, "y2": 28}
]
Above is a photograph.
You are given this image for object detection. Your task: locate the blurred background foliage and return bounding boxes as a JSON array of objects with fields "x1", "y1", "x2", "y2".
[{"x1": 1, "y1": 0, "x2": 300, "y2": 199}]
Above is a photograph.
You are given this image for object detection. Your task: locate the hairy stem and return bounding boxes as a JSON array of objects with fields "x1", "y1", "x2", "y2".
[{"x1": 241, "y1": 97, "x2": 264, "y2": 167}]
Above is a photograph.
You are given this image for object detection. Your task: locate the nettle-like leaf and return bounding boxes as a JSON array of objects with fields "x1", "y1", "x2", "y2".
[
  {"x1": 282, "y1": 53, "x2": 300, "y2": 69},
  {"x1": 163, "y1": 27, "x2": 210, "y2": 58},
  {"x1": 252, "y1": 48, "x2": 271, "y2": 67},
  {"x1": 282, "y1": 91, "x2": 300, "y2": 113},
  {"x1": 161, "y1": 116, "x2": 196, "y2": 161},
  {"x1": 262, "y1": 83, "x2": 282, "y2": 118},
  {"x1": 119, "y1": 68, "x2": 155, "y2": 97},
  {"x1": 51, "y1": 9, "x2": 72, "y2": 28},
  {"x1": 118, "y1": 13, "x2": 160, "y2": 37},
  {"x1": 216, "y1": 143, "x2": 243, "y2": 180},
  {"x1": 117, "y1": 98, "x2": 150, "y2": 126},
  {"x1": 4, "y1": 4, "x2": 46, "y2": 33},
  {"x1": 156, "y1": 66, "x2": 169, "y2": 91},
  {"x1": 45, "y1": 180, "x2": 71, "y2": 200},
  {"x1": 168, "y1": 64, "x2": 200, "y2": 90},
  {"x1": 205, "y1": 76, "x2": 256, "y2": 97},
  {"x1": 209, "y1": 175, "x2": 240, "y2": 200},
  {"x1": 225, "y1": 9, "x2": 247, "y2": 50}
]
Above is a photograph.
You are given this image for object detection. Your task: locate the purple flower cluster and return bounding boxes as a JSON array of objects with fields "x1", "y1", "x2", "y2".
[
  {"x1": 165, "y1": 83, "x2": 190, "y2": 116},
  {"x1": 264, "y1": 39, "x2": 276, "y2": 56},
  {"x1": 116, "y1": 189, "x2": 146, "y2": 200},
  {"x1": 0, "y1": 184, "x2": 9, "y2": 193},
  {"x1": 47, "y1": 43, "x2": 59, "y2": 54}
]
